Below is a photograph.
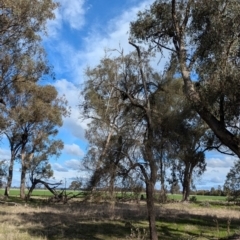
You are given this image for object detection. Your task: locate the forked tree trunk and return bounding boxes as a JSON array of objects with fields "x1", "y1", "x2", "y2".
[
  {"x1": 182, "y1": 168, "x2": 193, "y2": 202},
  {"x1": 146, "y1": 182, "x2": 158, "y2": 240}
]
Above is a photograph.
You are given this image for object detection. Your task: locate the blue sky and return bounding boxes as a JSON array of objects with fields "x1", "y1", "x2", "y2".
[{"x1": 0, "y1": 0, "x2": 237, "y2": 190}]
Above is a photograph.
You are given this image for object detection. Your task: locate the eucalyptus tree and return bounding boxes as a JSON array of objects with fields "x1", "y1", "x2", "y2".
[
  {"x1": 18, "y1": 84, "x2": 67, "y2": 199},
  {"x1": 151, "y1": 78, "x2": 185, "y2": 201},
  {"x1": 130, "y1": 0, "x2": 240, "y2": 157},
  {"x1": 1, "y1": 81, "x2": 68, "y2": 198},
  {"x1": 69, "y1": 179, "x2": 82, "y2": 191},
  {"x1": 26, "y1": 139, "x2": 63, "y2": 200},
  {"x1": 0, "y1": 0, "x2": 59, "y2": 196},
  {"x1": 0, "y1": 160, "x2": 7, "y2": 188},
  {"x1": 3, "y1": 126, "x2": 25, "y2": 196},
  {"x1": 80, "y1": 46, "x2": 186, "y2": 239},
  {"x1": 169, "y1": 113, "x2": 207, "y2": 201},
  {"x1": 0, "y1": 0, "x2": 58, "y2": 128},
  {"x1": 19, "y1": 128, "x2": 63, "y2": 200},
  {"x1": 224, "y1": 159, "x2": 240, "y2": 201},
  {"x1": 81, "y1": 55, "x2": 127, "y2": 198}
]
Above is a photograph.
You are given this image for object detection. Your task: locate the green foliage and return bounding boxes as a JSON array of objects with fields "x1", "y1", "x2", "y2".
[
  {"x1": 130, "y1": 0, "x2": 240, "y2": 156},
  {"x1": 0, "y1": 0, "x2": 58, "y2": 127},
  {"x1": 0, "y1": 160, "x2": 7, "y2": 188},
  {"x1": 170, "y1": 182, "x2": 180, "y2": 194},
  {"x1": 69, "y1": 180, "x2": 82, "y2": 191},
  {"x1": 189, "y1": 196, "x2": 197, "y2": 203},
  {"x1": 224, "y1": 159, "x2": 240, "y2": 201}
]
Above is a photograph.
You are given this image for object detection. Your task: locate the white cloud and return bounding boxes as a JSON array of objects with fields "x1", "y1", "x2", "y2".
[
  {"x1": 195, "y1": 155, "x2": 237, "y2": 188},
  {"x1": 53, "y1": 79, "x2": 89, "y2": 140},
  {"x1": 47, "y1": 1, "x2": 167, "y2": 138},
  {"x1": 53, "y1": 163, "x2": 68, "y2": 172},
  {"x1": 64, "y1": 144, "x2": 84, "y2": 157},
  {"x1": 52, "y1": 164, "x2": 90, "y2": 184},
  {"x1": 60, "y1": 0, "x2": 86, "y2": 30},
  {"x1": 64, "y1": 159, "x2": 81, "y2": 170},
  {"x1": 210, "y1": 176, "x2": 222, "y2": 184},
  {"x1": 47, "y1": 0, "x2": 86, "y2": 38},
  {"x1": 47, "y1": 0, "x2": 162, "y2": 85},
  {"x1": 207, "y1": 157, "x2": 235, "y2": 168}
]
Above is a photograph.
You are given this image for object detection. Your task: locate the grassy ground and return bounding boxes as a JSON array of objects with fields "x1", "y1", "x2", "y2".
[
  {"x1": 168, "y1": 194, "x2": 227, "y2": 202},
  {"x1": 0, "y1": 189, "x2": 227, "y2": 201},
  {"x1": 0, "y1": 196, "x2": 239, "y2": 240}
]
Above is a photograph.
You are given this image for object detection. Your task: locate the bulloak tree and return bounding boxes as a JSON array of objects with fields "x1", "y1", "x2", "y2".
[{"x1": 130, "y1": 0, "x2": 240, "y2": 157}]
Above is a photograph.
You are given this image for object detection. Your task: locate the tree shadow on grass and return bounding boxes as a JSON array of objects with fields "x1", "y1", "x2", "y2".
[
  {"x1": 11, "y1": 211, "x2": 131, "y2": 240},
  {"x1": 0, "y1": 201, "x2": 239, "y2": 240},
  {"x1": 157, "y1": 211, "x2": 240, "y2": 240}
]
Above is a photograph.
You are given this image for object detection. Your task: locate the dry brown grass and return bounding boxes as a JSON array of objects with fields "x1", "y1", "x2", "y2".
[
  {"x1": 160, "y1": 202, "x2": 240, "y2": 219},
  {"x1": 0, "y1": 201, "x2": 239, "y2": 240}
]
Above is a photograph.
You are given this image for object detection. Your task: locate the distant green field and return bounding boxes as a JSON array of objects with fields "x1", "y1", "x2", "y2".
[
  {"x1": 168, "y1": 194, "x2": 227, "y2": 201},
  {"x1": 0, "y1": 188, "x2": 83, "y2": 197},
  {"x1": 0, "y1": 189, "x2": 227, "y2": 202}
]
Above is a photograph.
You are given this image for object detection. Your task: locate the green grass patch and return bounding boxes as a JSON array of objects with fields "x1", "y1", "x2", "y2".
[
  {"x1": 0, "y1": 188, "x2": 84, "y2": 198},
  {"x1": 168, "y1": 194, "x2": 227, "y2": 202}
]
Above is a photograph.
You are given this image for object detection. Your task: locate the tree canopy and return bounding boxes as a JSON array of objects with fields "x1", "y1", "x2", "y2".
[{"x1": 130, "y1": 0, "x2": 240, "y2": 157}]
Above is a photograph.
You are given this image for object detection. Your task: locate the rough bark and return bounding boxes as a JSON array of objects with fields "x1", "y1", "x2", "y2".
[
  {"x1": 159, "y1": 145, "x2": 167, "y2": 202},
  {"x1": 182, "y1": 72, "x2": 240, "y2": 157},
  {"x1": 144, "y1": 130, "x2": 158, "y2": 240},
  {"x1": 4, "y1": 153, "x2": 14, "y2": 197},
  {"x1": 109, "y1": 171, "x2": 115, "y2": 200},
  {"x1": 146, "y1": 182, "x2": 158, "y2": 240},
  {"x1": 20, "y1": 165, "x2": 27, "y2": 199},
  {"x1": 177, "y1": 15, "x2": 240, "y2": 158},
  {"x1": 182, "y1": 168, "x2": 192, "y2": 202}
]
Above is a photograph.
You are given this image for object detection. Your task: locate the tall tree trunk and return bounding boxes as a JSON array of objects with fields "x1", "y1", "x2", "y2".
[
  {"x1": 159, "y1": 145, "x2": 167, "y2": 202},
  {"x1": 20, "y1": 165, "x2": 27, "y2": 199},
  {"x1": 146, "y1": 181, "x2": 158, "y2": 240},
  {"x1": 182, "y1": 167, "x2": 193, "y2": 202},
  {"x1": 4, "y1": 152, "x2": 15, "y2": 197},
  {"x1": 109, "y1": 169, "x2": 115, "y2": 200}
]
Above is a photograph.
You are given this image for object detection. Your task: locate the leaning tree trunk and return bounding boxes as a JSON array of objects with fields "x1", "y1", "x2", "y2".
[
  {"x1": 178, "y1": 44, "x2": 240, "y2": 157},
  {"x1": 4, "y1": 152, "x2": 15, "y2": 197},
  {"x1": 26, "y1": 181, "x2": 37, "y2": 200}
]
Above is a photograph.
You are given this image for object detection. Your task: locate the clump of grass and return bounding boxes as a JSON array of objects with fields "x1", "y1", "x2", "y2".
[
  {"x1": 126, "y1": 227, "x2": 149, "y2": 240},
  {"x1": 0, "y1": 222, "x2": 46, "y2": 240}
]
